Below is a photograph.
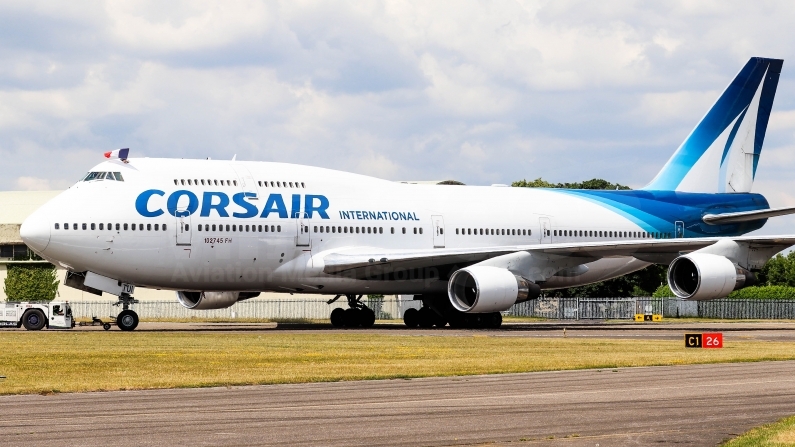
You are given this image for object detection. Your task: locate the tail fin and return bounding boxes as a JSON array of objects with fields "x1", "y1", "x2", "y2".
[{"x1": 644, "y1": 57, "x2": 783, "y2": 193}]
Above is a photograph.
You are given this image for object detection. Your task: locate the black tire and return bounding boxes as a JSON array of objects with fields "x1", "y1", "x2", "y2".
[
  {"x1": 22, "y1": 310, "x2": 46, "y2": 331},
  {"x1": 330, "y1": 308, "x2": 345, "y2": 327},
  {"x1": 116, "y1": 310, "x2": 139, "y2": 331},
  {"x1": 361, "y1": 308, "x2": 376, "y2": 328},
  {"x1": 103, "y1": 323, "x2": 111, "y2": 331},
  {"x1": 343, "y1": 308, "x2": 361, "y2": 327},
  {"x1": 433, "y1": 312, "x2": 448, "y2": 328},
  {"x1": 485, "y1": 312, "x2": 502, "y2": 329},
  {"x1": 417, "y1": 307, "x2": 435, "y2": 328},
  {"x1": 403, "y1": 308, "x2": 419, "y2": 328}
]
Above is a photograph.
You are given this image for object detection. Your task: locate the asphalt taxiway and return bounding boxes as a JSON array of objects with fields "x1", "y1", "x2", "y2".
[
  {"x1": 67, "y1": 320, "x2": 795, "y2": 342},
  {"x1": 2, "y1": 360, "x2": 795, "y2": 446}
]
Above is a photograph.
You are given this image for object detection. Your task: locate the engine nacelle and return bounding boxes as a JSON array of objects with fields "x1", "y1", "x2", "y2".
[
  {"x1": 667, "y1": 253, "x2": 757, "y2": 300},
  {"x1": 448, "y1": 266, "x2": 540, "y2": 313},
  {"x1": 176, "y1": 291, "x2": 260, "y2": 310}
]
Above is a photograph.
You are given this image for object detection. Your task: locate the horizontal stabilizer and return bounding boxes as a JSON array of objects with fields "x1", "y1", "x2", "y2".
[{"x1": 702, "y1": 206, "x2": 795, "y2": 224}]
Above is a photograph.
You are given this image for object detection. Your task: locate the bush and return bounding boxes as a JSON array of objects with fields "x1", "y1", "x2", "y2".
[
  {"x1": 3, "y1": 264, "x2": 60, "y2": 301},
  {"x1": 652, "y1": 284, "x2": 674, "y2": 298},
  {"x1": 728, "y1": 285, "x2": 795, "y2": 299}
]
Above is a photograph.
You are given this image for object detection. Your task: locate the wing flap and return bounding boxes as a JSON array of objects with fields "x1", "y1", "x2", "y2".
[{"x1": 321, "y1": 235, "x2": 795, "y2": 279}]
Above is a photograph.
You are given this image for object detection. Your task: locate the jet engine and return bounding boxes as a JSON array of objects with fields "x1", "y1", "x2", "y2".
[
  {"x1": 448, "y1": 266, "x2": 541, "y2": 313},
  {"x1": 667, "y1": 253, "x2": 757, "y2": 300},
  {"x1": 176, "y1": 291, "x2": 261, "y2": 310}
]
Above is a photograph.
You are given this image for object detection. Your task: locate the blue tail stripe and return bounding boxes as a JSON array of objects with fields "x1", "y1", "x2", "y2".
[
  {"x1": 644, "y1": 57, "x2": 781, "y2": 191},
  {"x1": 753, "y1": 59, "x2": 783, "y2": 177}
]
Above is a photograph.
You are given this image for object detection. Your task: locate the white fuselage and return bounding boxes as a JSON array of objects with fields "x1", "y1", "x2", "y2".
[{"x1": 25, "y1": 158, "x2": 665, "y2": 296}]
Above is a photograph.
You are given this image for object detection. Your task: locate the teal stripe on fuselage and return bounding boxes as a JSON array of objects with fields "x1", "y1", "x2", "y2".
[{"x1": 554, "y1": 189, "x2": 769, "y2": 237}]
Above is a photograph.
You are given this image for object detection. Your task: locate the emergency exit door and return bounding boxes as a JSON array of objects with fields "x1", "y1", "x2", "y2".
[{"x1": 432, "y1": 215, "x2": 445, "y2": 248}]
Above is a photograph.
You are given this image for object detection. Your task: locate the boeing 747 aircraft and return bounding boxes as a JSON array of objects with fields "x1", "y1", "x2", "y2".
[{"x1": 20, "y1": 57, "x2": 795, "y2": 331}]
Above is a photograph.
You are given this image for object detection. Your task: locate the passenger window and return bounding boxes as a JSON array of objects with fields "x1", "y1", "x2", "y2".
[
  {"x1": 332, "y1": 227, "x2": 336, "y2": 233},
  {"x1": 277, "y1": 225, "x2": 281, "y2": 232},
  {"x1": 419, "y1": 228, "x2": 423, "y2": 234},
  {"x1": 123, "y1": 224, "x2": 128, "y2": 230},
  {"x1": 55, "y1": 223, "x2": 60, "y2": 230},
  {"x1": 181, "y1": 179, "x2": 185, "y2": 185},
  {"x1": 390, "y1": 227, "x2": 394, "y2": 234},
  {"x1": 413, "y1": 228, "x2": 417, "y2": 234},
  {"x1": 89, "y1": 223, "x2": 95, "y2": 230},
  {"x1": 174, "y1": 180, "x2": 178, "y2": 185},
  {"x1": 301, "y1": 182, "x2": 305, "y2": 188},
  {"x1": 82, "y1": 223, "x2": 87, "y2": 230},
  {"x1": 233, "y1": 180, "x2": 237, "y2": 186},
  {"x1": 401, "y1": 227, "x2": 405, "y2": 234},
  {"x1": 277, "y1": 181, "x2": 281, "y2": 187},
  {"x1": 379, "y1": 227, "x2": 383, "y2": 234}
]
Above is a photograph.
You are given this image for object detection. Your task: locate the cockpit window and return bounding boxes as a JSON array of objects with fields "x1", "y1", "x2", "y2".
[{"x1": 82, "y1": 172, "x2": 125, "y2": 182}]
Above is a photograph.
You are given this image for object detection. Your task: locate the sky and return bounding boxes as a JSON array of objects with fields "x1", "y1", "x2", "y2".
[{"x1": 3, "y1": 1, "x2": 795, "y2": 235}]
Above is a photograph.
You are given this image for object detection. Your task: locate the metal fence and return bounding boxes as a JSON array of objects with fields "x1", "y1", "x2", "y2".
[
  {"x1": 67, "y1": 297, "x2": 795, "y2": 321},
  {"x1": 69, "y1": 298, "x2": 422, "y2": 321}
]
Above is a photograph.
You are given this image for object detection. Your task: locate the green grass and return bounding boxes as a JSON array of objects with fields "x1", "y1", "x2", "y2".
[
  {"x1": 2, "y1": 331, "x2": 795, "y2": 395},
  {"x1": 722, "y1": 415, "x2": 795, "y2": 446}
]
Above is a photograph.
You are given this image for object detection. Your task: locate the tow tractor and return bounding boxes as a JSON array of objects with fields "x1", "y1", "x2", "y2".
[{"x1": 0, "y1": 301, "x2": 75, "y2": 330}]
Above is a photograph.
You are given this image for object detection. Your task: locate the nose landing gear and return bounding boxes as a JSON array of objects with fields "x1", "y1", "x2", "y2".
[
  {"x1": 328, "y1": 294, "x2": 376, "y2": 328},
  {"x1": 113, "y1": 293, "x2": 140, "y2": 331}
]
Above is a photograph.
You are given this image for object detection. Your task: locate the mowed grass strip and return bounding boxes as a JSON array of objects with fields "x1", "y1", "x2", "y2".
[
  {"x1": 1, "y1": 331, "x2": 795, "y2": 395},
  {"x1": 721, "y1": 415, "x2": 795, "y2": 446}
]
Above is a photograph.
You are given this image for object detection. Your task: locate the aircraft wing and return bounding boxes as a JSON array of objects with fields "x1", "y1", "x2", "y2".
[{"x1": 321, "y1": 235, "x2": 795, "y2": 278}]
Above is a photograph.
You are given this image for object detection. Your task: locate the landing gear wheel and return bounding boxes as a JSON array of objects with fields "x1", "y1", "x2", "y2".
[
  {"x1": 103, "y1": 323, "x2": 111, "y2": 331},
  {"x1": 343, "y1": 308, "x2": 361, "y2": 327},
  {"x1": 117, "y1": 310, "x2": 139, "y2": 331},
  {"x1": 417, "y1": 307, "x2": 435, "y2": 328},
  {"x1": 485, "y1": 312, "x2": 502, "y2": 329},
  {"x1": 361, "y1": 308, "x2": 376, "y2": 328},
  {"x1": 433, "y1": 312, "x2": 448, "y2": 328},
  {"x1": 403, "y1": 308, "x2": 419, "y2": 328},
  {"x1": 330, "y1": 308, "x2": 345, "y2": 327},
  {"x1": 22, "y1": 310, "x2": 46, "y2": 331}
]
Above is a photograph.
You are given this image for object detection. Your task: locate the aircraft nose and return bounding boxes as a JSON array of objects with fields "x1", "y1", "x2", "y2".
[{"x1": 20, "y1": 212, "x2": 51, "y2": 254}]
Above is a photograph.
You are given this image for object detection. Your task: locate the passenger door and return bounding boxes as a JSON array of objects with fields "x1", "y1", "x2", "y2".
[
  {"x1": 296, "y1": 213, "x2": 310, "y2": 247},
  {"x1": 231, "y1": 164, "x2": 260, "y2": 199},
  {"x1": 432, "y1": 215, "x2": 445, "y2": 248},
  {"x1": 675, "y1": 221, "x2": 684, "y2": 238},
  {"x1": 176, "y1": 214, "x2": 192, "y2": 246},
  {"x1": 539, "y1": 217, "x2": 551, "y2": 244}
]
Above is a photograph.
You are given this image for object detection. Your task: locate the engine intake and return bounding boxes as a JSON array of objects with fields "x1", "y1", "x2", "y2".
[
  {"x1": 176, "y1": 291, "x2": 261, "y2": 310},
  {"x1": 667, "y1": 253, "x2": 756, "y2": 300},
  {"x1": 448, "y1": 266, "x2": 540, "y2": 313}
]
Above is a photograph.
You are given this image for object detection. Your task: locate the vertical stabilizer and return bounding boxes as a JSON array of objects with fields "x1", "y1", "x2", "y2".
[{"x1": 644, "y1": 57, "x2": 782, "y2": 192}]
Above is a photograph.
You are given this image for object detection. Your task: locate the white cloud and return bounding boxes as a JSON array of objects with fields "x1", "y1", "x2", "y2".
[
  {"x1": 15, "y1": 176, "x2": 53, "y2": 190},
  {"x1": 1, "y1": 0, "x2": 795, "y2": 194}
]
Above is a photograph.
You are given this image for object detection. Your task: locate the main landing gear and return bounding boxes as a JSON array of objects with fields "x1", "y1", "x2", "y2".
[
  {"x1": 113, "y1": 293, "x2": 140, "y2": 331},
  {"x1": 328, "y1": 294, "x2": 376, "y2": 328},
  {"x1": 403, "y1": 306, "x2": 502, "y2": 329}
]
